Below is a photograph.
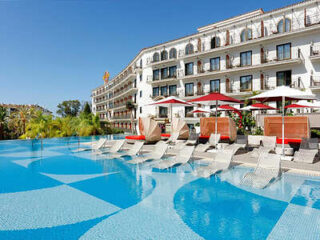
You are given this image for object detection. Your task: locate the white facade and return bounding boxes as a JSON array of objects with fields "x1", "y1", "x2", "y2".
[{"x1": 91, "y1": 0, "x2": 320, "y2": 132}]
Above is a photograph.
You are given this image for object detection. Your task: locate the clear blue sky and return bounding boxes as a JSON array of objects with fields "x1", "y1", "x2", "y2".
[{"x1": 0, "y1": 0, "x2": 300, "y2": 113}]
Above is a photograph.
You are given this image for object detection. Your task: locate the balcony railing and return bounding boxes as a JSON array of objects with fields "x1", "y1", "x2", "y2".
[
  {"x1": 146, "y1": 56, "x2": 177, "y2": 66},
  {"x1": 174, "y1": 12, "x2": 320, "y2": 61},
  {"x1": 310, "y1": 45, "x2": 320, "y2": 56},
  {"x1": 147, "y1": 74, "x2": 178, "y2": 83},
  {"x1": 113, "y1": 114, "x2": 131, "y2": 120},
  {"x1": 310, "y1": 76, "x2": 320, "y2": 88}
]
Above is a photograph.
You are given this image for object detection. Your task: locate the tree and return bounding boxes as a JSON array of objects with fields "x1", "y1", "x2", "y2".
[
  {"x1": 83, "y1": 102, "x2": 91, "y2": 115},
  {"x1": 7, "y1": 106, "x2": 37, "y2": 138},
  {"x1": 56, "y1": 100, "x2": 81, "y2": 117},
  {"x1": 21, "y1": 111, "x2": 52, "y2": 139},
  {"x1": 77, "y1": 113, "x2": 103, "y2": 136},
  {"x1": 0, "y1": 106, "x2": 8, "y2": 140}
]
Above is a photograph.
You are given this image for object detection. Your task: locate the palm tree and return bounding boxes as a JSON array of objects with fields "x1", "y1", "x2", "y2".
[
  {"x1": 126, "y1": 101, "x2": 136, "y2": 134},
  {"x1": 77, "y1": 113, "x2": 103, "y2": 136},
  {"x1": 21, "y1": 111, "x2": 52, "y2": 139}
]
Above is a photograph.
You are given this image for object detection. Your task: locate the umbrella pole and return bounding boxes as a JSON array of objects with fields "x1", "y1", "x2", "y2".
[
  {"x1": 282, "y1": 96, "x2": 285, "y2": 157},
  {"x1": 215, "y1": 100, "x2": 218, "y2": 149},
  {"x1": 170, "y1": 104, "x2": 173, "y2": 125}
]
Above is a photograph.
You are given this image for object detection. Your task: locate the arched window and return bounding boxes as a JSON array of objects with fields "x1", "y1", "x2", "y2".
[
  {"x1": 277, "y1": 18, "x2": 291, "y2": 33},
  {"x1": 211, "y1": 37, "x2": 220, "y2": 49},
  {"x1": 185, "y1": 43, "x2": 194, "y2": 55},
  {"x1": 169, "y1": 48, "x2": 177, "y2": 59},
  {"x1": 240, "y1": 28, "x2": 252, "y2": 42},
  {"x1": 161, "y1": 50, "x2": 168, "y2": 61},
  {"x1": 153, "y1": 52, "x2": 160, "y2": 62}
]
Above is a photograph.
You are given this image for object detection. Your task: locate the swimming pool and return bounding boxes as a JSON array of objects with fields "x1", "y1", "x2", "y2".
[{"x1": 0, "y1": 136, "x2": 319, "y2": 240}]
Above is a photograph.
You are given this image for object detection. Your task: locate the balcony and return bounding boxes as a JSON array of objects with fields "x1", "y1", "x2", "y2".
[
  {"x1": 112, "y1": 85, "x2": 138, "y2": 101},
  {"x1": 112, "y1": 114, "x2": 132, "y2": 120},
  {"x1": 179, "y1": 50, "x2": 303, "y2": 82},
  {"x1": 310, "y1": 76, "x2": 320, "y2": 90},
  {"x1": 178, "y1": 14, "x2": 320, "y2": 61},
  {"x1": 146, "y1": 57, "x2": 178, "y2": 68},
  {"x1": 133, "y1": 64, "x2": 143, "y2": 73},
  {"x1": 146, "y1": 75, "x2": 179, "y2": 85},
  {"x1": 310, "y1": 45, "x2": 320, "y2": 62}
]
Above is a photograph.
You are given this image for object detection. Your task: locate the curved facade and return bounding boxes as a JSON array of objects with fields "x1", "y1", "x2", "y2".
[{"x1": 91, "y1": 0, "x2": 320, "y2": 132}]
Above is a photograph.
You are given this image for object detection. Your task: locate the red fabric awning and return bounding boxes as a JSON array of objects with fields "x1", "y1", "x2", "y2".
[
  {"x1": 188, "y1": 92, "x2": 241, "y2": 105},
  {"x1": 284, "y1": 103, "x2": 310, "y2": 109},
  {"x1": 218, "y1": 105, "x2": 239, "y2": 111},
  {"x1": 250, "y1": 103, "x2": 277, "y2": 110}
]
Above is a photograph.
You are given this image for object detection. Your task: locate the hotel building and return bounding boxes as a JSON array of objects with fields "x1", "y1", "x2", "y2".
[{"x1": 91, "y1": 0, "x2": 320, "y2": 132}]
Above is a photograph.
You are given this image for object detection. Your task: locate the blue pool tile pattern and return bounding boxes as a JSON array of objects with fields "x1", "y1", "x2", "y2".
[
  {"x1": 0, "y1": 136, "x2": 320, "y2": 239},
  {"x1": 0, "y1": 161, "x2": 61, "y2": 193},
  {"x1": 290, "y1": 180, "x2": 320, "y2": 210},
  {"x1": 174, "y1": 177, "x2": 288, "y2": 240}
]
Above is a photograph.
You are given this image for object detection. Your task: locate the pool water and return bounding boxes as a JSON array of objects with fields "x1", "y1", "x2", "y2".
[{"x1": 0, "y1": 136, "x2": 320, "y2": 240}]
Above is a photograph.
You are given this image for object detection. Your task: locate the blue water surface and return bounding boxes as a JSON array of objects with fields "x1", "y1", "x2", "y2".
[{"x1": 0, "y1": 136, "x2": 320, "y2": 239}]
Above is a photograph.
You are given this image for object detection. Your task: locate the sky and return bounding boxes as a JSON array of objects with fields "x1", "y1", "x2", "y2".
[{"x1": 0, "y1": 0, "x2": 301, "y2": 113}]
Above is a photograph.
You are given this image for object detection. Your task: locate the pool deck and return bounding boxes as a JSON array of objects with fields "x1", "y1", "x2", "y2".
[
  {"x1": 142, "y1": 143, "x2": 320, "y2": 177},
  {"x1": 86, "y1": 140, "x2": 320, "y2": 177}
]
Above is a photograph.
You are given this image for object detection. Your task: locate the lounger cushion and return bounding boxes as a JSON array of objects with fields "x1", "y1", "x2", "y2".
[
  {"x1": 125, "y1": 135, "x2": 146, "y2": 140},
  {"x1": 276, "y1": 138, "x2": 302, "y2": 144},
  {"x1": 294, "y1": 149, "x2": 318, "y2": 163},
  {"x1": 200, "y1": 135, "x2": 230, "y2": 140}
]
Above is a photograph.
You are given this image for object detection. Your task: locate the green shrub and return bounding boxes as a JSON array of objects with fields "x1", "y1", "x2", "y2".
[
  {"x1": 253, "y1": 127, "x2": 264, "y2": 136},
  {"x1": 311, "y1": 129, "x2": 320, "y2": 138}
]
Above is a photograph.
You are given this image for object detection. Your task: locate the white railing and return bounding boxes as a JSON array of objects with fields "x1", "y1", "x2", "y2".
[{"x1": 311, "y1": 44, "x2": 320, "y2": 56}]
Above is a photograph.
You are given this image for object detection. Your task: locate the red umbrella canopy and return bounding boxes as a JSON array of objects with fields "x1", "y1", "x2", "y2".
[
  {"x1": 188, "y1": 92, "x2": 241, "y2": 105},
  {"x1": 251, "y1": 103, "x2": 277, "y2": 110},
  {"x1": 284, "y1": 103, "x2": 310, "y2": 109},
  {"x1": 149, "y1": 96, "x2": 192, "y2": 106},
  {"x1": 190, "y1": 108, "x2": 211, "y2": 114},
  {"x1": 218, "y1": 105, "x2": 240, "y2": 111},
  {"x1": 241, "y1": 103, "x2": 277, "y2": 110}
]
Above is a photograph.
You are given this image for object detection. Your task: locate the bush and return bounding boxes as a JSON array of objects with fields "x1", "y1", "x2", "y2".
[
  {"x1": 311, "y1": 129, "x2": 320, "y2": 138},
  {"x1": 110, "y1": 128, "x2": 125, "y2": 134},
  {"x1": 253, "y1": 127, "x2": 264, "y2": 136}
]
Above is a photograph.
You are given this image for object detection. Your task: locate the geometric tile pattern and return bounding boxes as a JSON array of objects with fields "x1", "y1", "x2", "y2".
[
  {"x1": 290, "y1": 180, "x2": 320, "y2": 210},
  {"x1": 0, "y1": 137, "x2": 320, "y2": 239},
  {"x1": 267, "y1": 204, "x2": 320, "y2": 240}
]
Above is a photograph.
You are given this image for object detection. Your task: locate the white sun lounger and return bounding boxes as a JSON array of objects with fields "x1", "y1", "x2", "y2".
[
  {"x1": 166, "y1": 132, "x2": 180, "y2": 144},
  {"x1": 251, "y1": 136, "x2": 276, "y2": 158},
  {"x1": 73, "y1": 138, "x2": 107, "y2": 152},
  {"x1": 241, "y1": 152, "x2": 281, "y2": 189},
  {"x1": 108, "y1": 141, "x2": 144, "y2": 159},
  {"x1": 294, "y1": 138, "x2": 319, "y2": 164},
  {"x1": 185, "y1": 133, "x2": 199, "y2": 146},
  {"x1": 261, "y1": 136, "x2": 277, "y2": 150},
  {"x1": 194, "y1": 143, "x2": 211, "y2": 153},
  {"x1": 153, "y1": 145, "x2": 195, "y2": 169},
  {"x1": 97, "y1": 139, "x2": 126, "y2": 155},
  {"x1": 127, "y1": 141, "x2": 168, "y2": 164},
  {"x1": 248, "y1": 135, "x2": 263, "y2": 148},
  {"x1": 208, "y1": 133, "x2": 221, "y2": 147},
  {"x1": 222, "y1": 135, "x2": 248, "y2": 153},
  {"x1": 294, "y1": 149, "x2": 319, "y2": 163},
  {"x1": 193, "y1": 149, "x2": 235, "y2": 178}
]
